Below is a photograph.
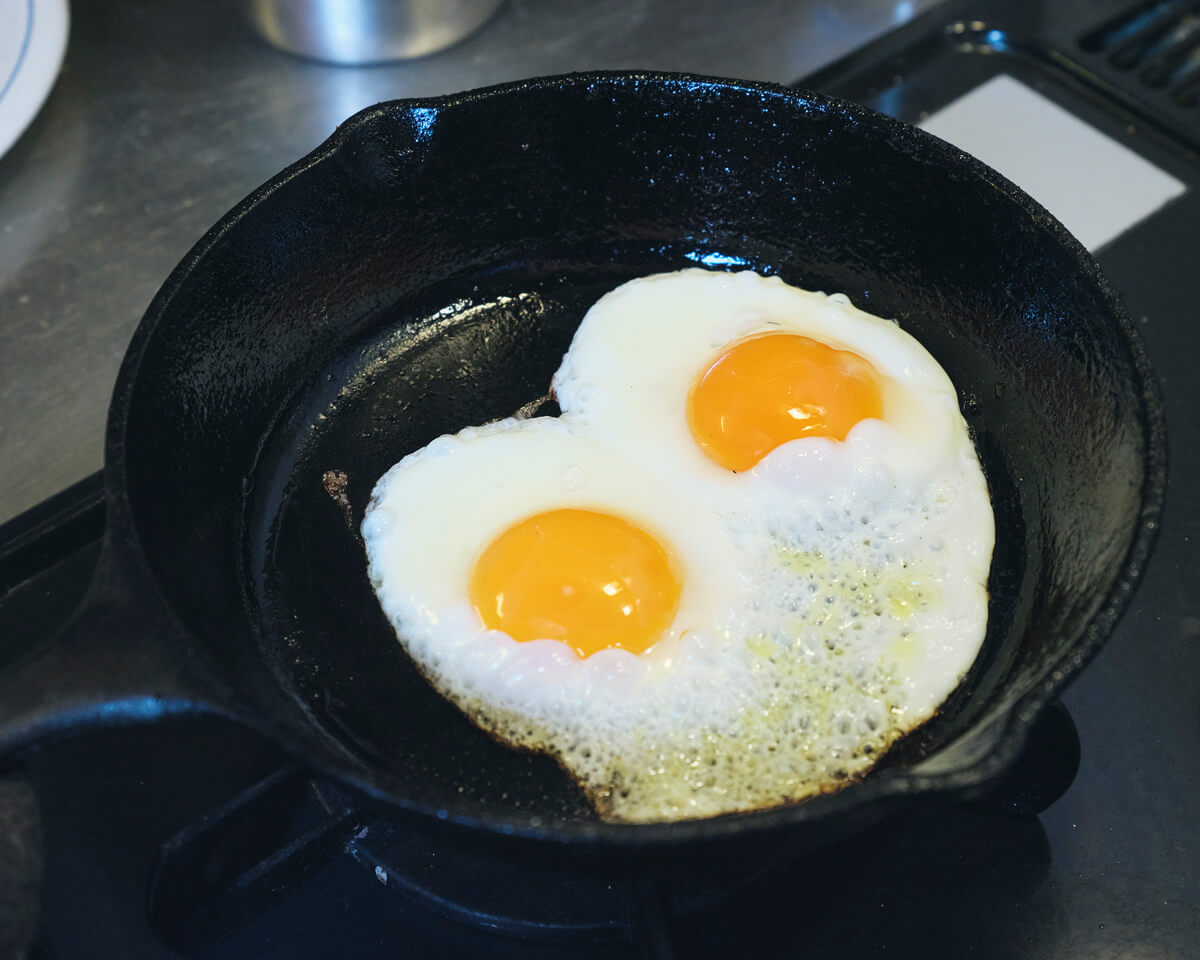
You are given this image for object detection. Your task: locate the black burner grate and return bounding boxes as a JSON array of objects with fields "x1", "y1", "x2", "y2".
[
  {"x1": 1081, "y1": 1, "x2": 1200, "y2": 106},
  {"x1": 0, "y1": 777, "x2": 41, "y2": 960}
]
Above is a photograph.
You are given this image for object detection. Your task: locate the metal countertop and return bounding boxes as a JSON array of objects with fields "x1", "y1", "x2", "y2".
[{"x1": 0, "y1": 0, "x2": 935, "y2": 525}]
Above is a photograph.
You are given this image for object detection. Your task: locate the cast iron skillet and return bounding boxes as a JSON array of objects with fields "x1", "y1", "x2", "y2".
[{"x1": 0, "y1": 72, "x2": 1165, "y2": 861}]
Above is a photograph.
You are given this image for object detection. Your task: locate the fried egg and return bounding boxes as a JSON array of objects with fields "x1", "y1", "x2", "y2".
[
  {"x1": 553, "y1": 269, "x2": 964, "y2": 499},
  {"x1": 362, "y1": 269, "x2": 993, "y2": 823},
  {"x1": 363, "y1": 416, "x2": 744, "y2": 695}
]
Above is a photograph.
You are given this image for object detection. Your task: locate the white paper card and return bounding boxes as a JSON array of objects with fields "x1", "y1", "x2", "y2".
[{"x1": 919, "y1": 73, "x2": 1186, "y2": 251}]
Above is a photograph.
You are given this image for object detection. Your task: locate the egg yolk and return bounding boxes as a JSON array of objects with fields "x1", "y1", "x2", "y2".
[
  {"x1": 687, "y1": 332, "x2": 885, "y2": 472},
  {"x1": 469, "y1": 508, "x2": 682, "y2": 659}
]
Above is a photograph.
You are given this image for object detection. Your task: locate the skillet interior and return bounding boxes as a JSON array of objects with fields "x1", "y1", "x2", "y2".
[{"x1": 114, "y1": 74, "x2": 1154, "y2": 844}]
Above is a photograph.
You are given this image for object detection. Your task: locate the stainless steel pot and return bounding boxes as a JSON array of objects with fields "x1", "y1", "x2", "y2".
[{"x1": 246, "y1": 0, "x2": 504, "y2": 64}]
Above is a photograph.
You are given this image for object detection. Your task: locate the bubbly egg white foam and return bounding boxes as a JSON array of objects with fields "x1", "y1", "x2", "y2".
[{"x1": 363, "y1": 269, "x2": 994, "y2": 823}]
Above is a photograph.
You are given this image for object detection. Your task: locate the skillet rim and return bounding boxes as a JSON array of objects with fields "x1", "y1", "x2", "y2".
[{"x1": 105, "y1": 70, "x2": 1168, "y2": 848}]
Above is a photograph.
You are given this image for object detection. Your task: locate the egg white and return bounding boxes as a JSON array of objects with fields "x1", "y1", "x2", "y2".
[
  {"x1": 363, "y1": 416, "x2": 745, "y2": 713},
  {"x1": 553, "y1": 268, "x2": 964, "y2": 500}
]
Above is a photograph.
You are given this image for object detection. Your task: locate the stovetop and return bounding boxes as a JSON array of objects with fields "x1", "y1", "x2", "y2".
[{"x1": 2, "y1": 1, "x2": 1198, "y2": 957}]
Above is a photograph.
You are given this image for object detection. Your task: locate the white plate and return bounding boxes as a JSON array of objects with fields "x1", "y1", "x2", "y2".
[{"x1": 0, "y1": 0, "x2": 69, "y2": 160}]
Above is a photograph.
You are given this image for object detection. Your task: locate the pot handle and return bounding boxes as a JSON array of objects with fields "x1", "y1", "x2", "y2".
[{"x1": 0, "y1": 536, "x2": 240, "y2": 762}]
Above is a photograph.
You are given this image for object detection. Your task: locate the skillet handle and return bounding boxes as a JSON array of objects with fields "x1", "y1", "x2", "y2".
[{"x1": 0, "y1": 536, "x2": 239, "y2": 762}]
